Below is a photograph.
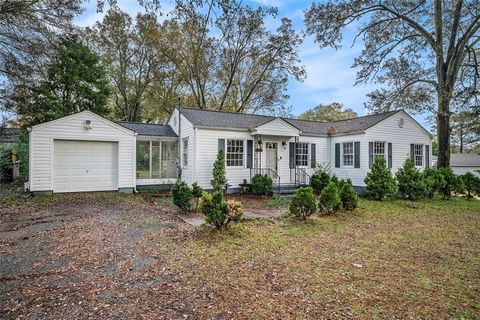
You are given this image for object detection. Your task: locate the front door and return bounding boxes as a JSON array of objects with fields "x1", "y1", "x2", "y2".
[{"x1": 265, "y1": 142, "x2": 277, "y2": 172}]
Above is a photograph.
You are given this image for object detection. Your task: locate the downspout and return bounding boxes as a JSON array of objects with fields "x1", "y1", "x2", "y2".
[{"x1": 177, "y1": 108, "x2": 182, "y2": 180}]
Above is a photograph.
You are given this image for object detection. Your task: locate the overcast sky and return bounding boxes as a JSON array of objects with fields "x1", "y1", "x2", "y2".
[{"x1": 75, "y1": 0, "x2": 430, "y2": 128}]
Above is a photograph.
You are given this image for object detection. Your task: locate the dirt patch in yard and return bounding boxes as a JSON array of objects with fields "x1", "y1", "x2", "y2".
[
  {"x1": 1, "y1": 192, "x2": 479, "y2": 319},
  {"x1": 0, "y1": 193, "x2": 199, "y2": 319}
]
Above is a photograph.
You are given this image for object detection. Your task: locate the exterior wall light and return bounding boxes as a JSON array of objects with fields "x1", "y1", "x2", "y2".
[{"x1": 84, "y1": 119, "x2": 92, "y2": 130}]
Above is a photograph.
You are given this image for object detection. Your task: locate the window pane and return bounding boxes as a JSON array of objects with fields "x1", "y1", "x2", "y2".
[
  {"x1": 373, "y1": 141, "x2": 385, "y2": 161},
  {"x1": 151, "y1": 144, "x2": 160, "y2": 179},
  {"x1": 183, "y1": 138, "x2": 188, "y2": 166},
  {"x1": 136, "y1": 141, "x2": 150, "y2": 179},
  {"x1": 161, "y1": 141, "x2": 178, "y2": 178},
  {"x1": 227, "y1": 139, "x2": 244, "y2": 167},
  {"x1": 343, "y1": 142, "x2": 353, "y2": 166},
  {"x1": 295, "y1": 142, "x2": 309, "y2": 166},
  {"x1": 414, "y1": 144, "x2": 423, "y2": 166}
]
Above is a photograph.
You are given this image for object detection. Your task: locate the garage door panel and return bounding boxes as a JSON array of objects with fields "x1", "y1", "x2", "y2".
[{"x1": 54, "y1": 140, "x2": 118, "y2": 193}]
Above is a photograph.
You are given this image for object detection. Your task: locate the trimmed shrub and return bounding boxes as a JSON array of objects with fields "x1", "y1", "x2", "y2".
[
  {"x1": 289, "y1": 187, "x2": 317, "y2": 220},
  {"x1": 199, "y1": 191, "x2": 243, "y2": 229},
  {"x1": 211, "y1": 149, "x2": 226, "y2": 192},
  {"x1": 310, "y1": 170, "x2": 330, "y2": 195},
  {"x1": 251, "y1": 174, "x2": 273, "y2": 195},
  {"x1": 225, "y1": 199, "x2": 244, "y2": 222},
  {"x1": 395, "y1": 158, "x2": 426, "y2": 199},
  {"x1": 199, "y1": 191, "x2": 226, "y2": 229},
  {"x1": 172, "y1": 181, "x2": 192, "y2": 211},
  {"x1": 319, "y1": 182, "x2": 341, "y2": 214},
  {"x1": 437, "y1": 167, "x2": 461, "y2": 199},
  {"x1": 460, "y1": 172, "x2": 480, "y2": 199},
  {"x1": 192, "y1": 182, "x2": 204, "y2": 211},
  {"x1": 330, "y1": 175, "x2": 339, "y2": 187},
  {"x1": 364, "y1": 157, "x2": 397, "y2": 200},
  {"x1": 422, "y1": 167, "x2": 446, "y2": 198},
  {"x1": 339, "y1": 182, "x2": 358, "y2": 210}
]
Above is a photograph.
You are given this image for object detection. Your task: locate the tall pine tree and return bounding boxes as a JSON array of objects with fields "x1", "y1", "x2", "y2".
[{"x1": 30, "y1": 35, "x2": 111, "y2": 125}]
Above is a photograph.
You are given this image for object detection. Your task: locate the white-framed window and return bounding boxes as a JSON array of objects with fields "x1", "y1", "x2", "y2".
[
  {"x1": 226, "y1": 139, "x2": 244, "y2": 167},
  {"x1": 373, "y1": 141, "x2": 385, "y2": 161},
  {"x1": 413, "y1": 144, "x2": 423, "y2": 167},
  {"x1": 343, "y1": 142, "x2": 354, "y2": 167},
  {"x1": 182, "y1": 137, "x2": 188, "y2": 167},
  {"x1": 296, "y1": 142, "x2": 309, "y2": 166}
]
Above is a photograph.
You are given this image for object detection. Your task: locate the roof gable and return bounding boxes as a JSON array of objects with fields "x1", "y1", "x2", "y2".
[
  {"x1": 31, "y1": 111, "x2": 135, "y2": 136},
  {"x1": 251, "y1": 118, "x2": 301, "y2": 136},
  {"x1": 365, "y1": 110, "x2": 433, "y2": 139}
]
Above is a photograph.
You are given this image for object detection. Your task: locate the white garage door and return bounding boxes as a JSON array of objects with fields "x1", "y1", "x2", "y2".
[{"x1": 54, "y1": 140, "x2": 118, "y2": 192}]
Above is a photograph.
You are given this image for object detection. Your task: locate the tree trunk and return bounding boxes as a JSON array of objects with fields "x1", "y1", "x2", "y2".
[{"x1": 436, "y1": 95, "x2": 451, "y2": 168}]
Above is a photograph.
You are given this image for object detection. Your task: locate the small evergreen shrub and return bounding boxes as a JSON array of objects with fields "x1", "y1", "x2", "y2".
[
  {"x1": 437, "y1": 167, "x2": 461, "y2": 199},
  {"x1": 395, "y1": 158, "x2": 426, "y2": 199},
  {"x1": 192, "y1": 182, "x2": 204, "y2": 211},
  {"x1": 422, "y1": 167, "x2": 446, "y2": 198},
  {"x1": 211, "y1": 149, "x2": 226, "y2": 192},
  {"x1": 251, "y1": 174, "x2": 273, "y2": 195},
  {"x1": 330, "y1": 175, "x2": 339, "y2": 187},
  {"x1": 310, "y1": 170, "x2": 330, "y2": 195},
  {"x1": 364, "y1": 157, "x2": 397, "y2": 200},
  {"x1": 289, "y1": 187, "x2": 317, "y2": 220},
  {"x1": 172, "y1": 181, "x2": 192, "y2": 211},
  {"x1": 319, "y1": 182, "x2": 341, "y2": 214},
  {"x1": 199, "y1": 191, "x2": 227, "y2": 229},
  {"x1": 339, "y1": 183, "x2": 358, "y2": 210},
  {"x1": 460, "y1": 172, "x2": 480, "y2": 199},
  {"x1": 199, "y1": 191, "x2": 242, "y2": 229}
]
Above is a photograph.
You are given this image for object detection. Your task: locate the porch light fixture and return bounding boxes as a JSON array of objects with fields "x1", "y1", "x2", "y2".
[
  {"x1": 282, "y1": 141, "x2": 287, "y2": 150},
  {"x1": 84, "y1": 119, "x2": 92, "y2": 130},
  {"x1": 257, "y1": 139, "x2": 263, "y2": 146}
]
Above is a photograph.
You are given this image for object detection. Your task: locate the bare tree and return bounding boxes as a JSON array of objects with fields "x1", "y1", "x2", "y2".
[{"x1": 305, "y1": 0, "x2": 480, "y2": 167}]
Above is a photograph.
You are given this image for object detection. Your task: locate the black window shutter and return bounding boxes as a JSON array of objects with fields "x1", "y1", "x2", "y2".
[
  {"x1": 354, "y1": 141, "x2": 360, "y2": 168},
  {"x1": 425, "y1": 145, "x2": 430, "y2": 168},
  {"x1": 335, "y1": 143, "x2": 340, "y2": 168},
  {"x1": 368, "y1": 142, "x2": 373, "y2": 168},
  {"x1": 218, "y1": 139, "x2": 225, "y2": 152},
  {"x1": 410, "y1": 144, "x2": 414, "y2": 162},
  {"x1": 246, "y1": 140, "x2": 253, "y2": 168},
  {"x1": 388, "y1": 142, "x2": 393, "y2": 168},
  {"x1": 289, "y1": 142, "x2": 295, "y2": 168},
  {"x1": 311, "y1": 143, "x2": 316, "y2": 168}
]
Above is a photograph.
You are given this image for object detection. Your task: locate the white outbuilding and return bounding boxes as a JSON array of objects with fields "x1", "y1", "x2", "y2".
[{"x1": 28, "y1": 111, "x2": 137, "y2": 194}]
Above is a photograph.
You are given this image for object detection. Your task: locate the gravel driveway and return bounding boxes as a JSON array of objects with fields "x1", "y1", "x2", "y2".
[{"x1": 0, "y1": 193, "x2": 197, "y2": 319}]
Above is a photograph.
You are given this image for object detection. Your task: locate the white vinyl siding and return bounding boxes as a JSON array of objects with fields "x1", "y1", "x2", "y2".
[
  {"x1": 168, "y1": 109, "x2": 194, "y2": 184},
  {"x1": 29, "y1": 111, "x2": 135, "y2": 193}
]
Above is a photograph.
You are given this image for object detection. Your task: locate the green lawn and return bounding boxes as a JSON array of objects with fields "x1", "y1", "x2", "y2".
[{"x1": 165, "y1": 198, "x2": 480, "y2": 319}]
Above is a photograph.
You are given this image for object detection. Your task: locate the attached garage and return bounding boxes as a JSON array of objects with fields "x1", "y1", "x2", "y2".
[{"x1": 28, "y1": 111, "x2": 136, "y2": 194}]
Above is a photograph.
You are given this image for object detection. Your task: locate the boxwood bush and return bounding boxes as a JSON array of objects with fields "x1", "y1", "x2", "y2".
[
  {"x1": 251, "y1": 174, "x2": 273, "y2": 195},
  {"x1": 289, "y1": 187, "x2": 317, "y2": 220},
  {"x1": 172, "y1": 181, "x2": 192, "y2": 212},
  {"x1": 319, "y1": 182, "x2": 341, "y2": 214}
]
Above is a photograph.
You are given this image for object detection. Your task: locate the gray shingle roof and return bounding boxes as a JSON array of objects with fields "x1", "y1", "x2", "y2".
[
  {"x1": 117, "y1": 122, "x2": 177, "y2": 137},
  {"x1": 179, "y1": 108, "x2": 400, "y2": 136},
  {"x1": 450, "y1": 154, "x2": 480, "y2": 167},
  {"x1": 0, "y1": 128, "x2": 22, "y2": 144}
]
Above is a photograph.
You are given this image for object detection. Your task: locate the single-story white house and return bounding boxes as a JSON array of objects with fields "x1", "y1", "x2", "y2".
[
  {"x1": 27, "y1": 108, "x2": 432, "y2": 194},
  {"x1": 448, "y1": 154, "x2": 480, "y2": 178}
]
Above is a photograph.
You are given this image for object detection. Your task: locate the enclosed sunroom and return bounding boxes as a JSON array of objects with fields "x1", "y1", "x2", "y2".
[{"x1": 118, "y1": 122, "x2": 178, "y2": 188}]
